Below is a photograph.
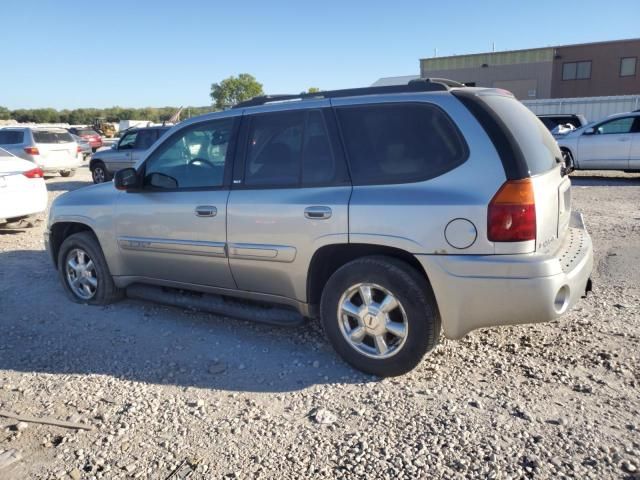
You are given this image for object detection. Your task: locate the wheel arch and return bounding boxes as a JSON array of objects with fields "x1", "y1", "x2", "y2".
[
  {"x1": 49, "y1": 221, "x2": 98, "y2": 269},
  {"x1": 307, "y1": 243, "x2": 432, "y2": 313}
]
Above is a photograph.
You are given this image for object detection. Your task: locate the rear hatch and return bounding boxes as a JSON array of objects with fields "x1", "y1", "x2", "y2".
[
  {"x1": 33, "y1": 130, "x2": 77, "y2": 167},
  {"x1": 458, "y1": 91, "x2": 571, "y2": 253}
]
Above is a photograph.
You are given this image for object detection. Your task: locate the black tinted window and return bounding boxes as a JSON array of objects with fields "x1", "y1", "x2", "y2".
[
  {"x1": 134, "y1": 130, "x2": 157, "y2": 149},
  {"x1": 302, "y1": 111, "x2": 337, "y2": 185},
  {"x1": 144, "y1": 119, "x2": 232, "y2": 189},
  {"x1": 336, "y1": 103, "x2": 468, "y2": 185},
  {"x1": 0, "y1": 131, "x2": 24, "y2": 144}
]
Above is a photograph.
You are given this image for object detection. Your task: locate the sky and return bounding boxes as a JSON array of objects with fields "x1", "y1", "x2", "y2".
[{"x1": 1, "y1": 0, "x2": 639, "y2": 110}]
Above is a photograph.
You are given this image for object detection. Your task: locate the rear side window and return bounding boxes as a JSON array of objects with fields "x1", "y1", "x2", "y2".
[
  {"x1": 482, "y1": 95, "x2": 560, "y2": 175},
  {"x1": 0, "y1": 130, "x2": 24, "y2": 144},
  {"x1": 336, "y1": 103, "x2": 468, "y2": 185},
  {"x1": 33, "y1": 130, "x2": 73, "y2": 144},
  {"x1": 134, "y1": 129, "x2": 158, "y2": 149},
  {"x1": 244, "y1": 109, "x2": 342, "y2": 187}
]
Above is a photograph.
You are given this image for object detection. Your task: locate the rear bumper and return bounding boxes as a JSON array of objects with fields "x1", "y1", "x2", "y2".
[
  {"x1": 38, "y1": 158, "x2": 83, "y2": 173},
  {"x1": 417, "y1": 212, "x2": 593, "y2": 339}
]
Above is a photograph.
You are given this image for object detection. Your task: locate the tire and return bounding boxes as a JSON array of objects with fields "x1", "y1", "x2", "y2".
[
  {"x1": 57, "y1": 231, "x2": 123, "y2": 305},
  {"x1": 91, "y1": 162, "x2": 110, "y2": 184},
  {"x1": 60, "y1": 169, "x2": 76, "y2": 177},
  {"x1": 561, "y1": 149, "x2": 575, "y2": 174},
  {"x1": 320, "y1": 256, "x2": 440, "y2": 377}
]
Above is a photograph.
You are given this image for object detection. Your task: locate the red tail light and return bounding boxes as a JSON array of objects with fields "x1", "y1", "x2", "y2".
[
  {"x1": 488, "y1": 179, "x2": 536, "y2": 242},
  {"x1": 23, "y1": 167, "x2": 44, "y2": 179},
  {"x1": 24, "y1": 146, "x2": 40, "y2": 155}
]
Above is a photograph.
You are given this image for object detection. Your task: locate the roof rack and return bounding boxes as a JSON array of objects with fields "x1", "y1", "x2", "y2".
[{"x1": 232, "y1": 78, "x2": 465, "y2": 109}]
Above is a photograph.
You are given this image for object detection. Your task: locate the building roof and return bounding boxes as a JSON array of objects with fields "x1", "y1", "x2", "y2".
[{"x1": 371, "y1": 75, "x2": 420, "y2": 87}]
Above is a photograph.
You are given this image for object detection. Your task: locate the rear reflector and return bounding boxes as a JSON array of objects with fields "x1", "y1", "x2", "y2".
[
  {"x1": 24, "y1": 146, "x2": 40, "y2": 155},
  {"x1": 488, "y1": 179, "x2": 536, "y2": 242},
  {"x1": 23, "y1": 167, "x2": 44, "y2": 179}
]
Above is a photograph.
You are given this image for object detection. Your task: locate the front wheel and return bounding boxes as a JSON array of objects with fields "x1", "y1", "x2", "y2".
[
  {"x1": 91, "y1": 162, "x2": 111, "y2": 184},
  {"x1": 320, "y1": 256, "x2": 440, "y2": 377},
  {"x1": 57, "y1": 232, "x2": 123, "y2": 305},
  {"x1": 60, "y1": 169, "x2": 76, "y2": 177}
]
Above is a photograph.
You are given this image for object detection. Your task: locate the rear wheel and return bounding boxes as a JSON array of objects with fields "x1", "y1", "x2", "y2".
[
  {"x1": 91, "y1": 162, "x2": 110, "y2": 184},
  {"x1": 320, "y1": 256, "x2": 440, "y2": 377},
  {"x1": 57, "y1": 232, "x2": 123, "y2": 305},
  {"x1": 60, "y1": 169, "x2": 76, "y2": 177}
]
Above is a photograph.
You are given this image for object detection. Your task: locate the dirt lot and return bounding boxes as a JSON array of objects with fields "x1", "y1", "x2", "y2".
[{"x1": 1, "y1": 166, "x2": 639, "y2": 479}]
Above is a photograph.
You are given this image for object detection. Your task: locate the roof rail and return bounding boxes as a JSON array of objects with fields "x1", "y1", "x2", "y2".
[{"x1": 232, "y1": 78, "x2": 465, "y2": 109}]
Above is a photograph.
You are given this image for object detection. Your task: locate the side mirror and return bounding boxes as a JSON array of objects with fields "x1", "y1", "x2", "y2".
[
  {"x1": 114, "y1": 168, "x2": 140, "y2": 191},
  {"x1": 583, "y1": 127, "x2": 595, "y2": 135}
]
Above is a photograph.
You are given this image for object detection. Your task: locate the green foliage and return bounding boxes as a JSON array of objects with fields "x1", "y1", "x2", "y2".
[
  {"x1": 210, "y1": 73, "x2": 264, "y2": 109},
  {"x1": 0, "y1": 106, "x2": 217, "y2": 125},
  {"x1": 307, "y1": 87, "x2": 321, "y2": 93}
]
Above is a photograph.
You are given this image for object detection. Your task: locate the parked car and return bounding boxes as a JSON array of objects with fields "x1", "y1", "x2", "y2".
[
  {"x1": 0, "y1": 127, "x2": 81, "y2": 177},
  {"x1": 68, "y1": 127, "x2": 103, "y2": 151},
  {"x1": 71, "y1": 134, "x2": 92, "y2": 160},
  {"x1": 537, "y1": 114, "x2": 588, "y2": 133},
  {"x1": 557, "y1": 111, "x2": 640, "y2": 172},
  {"x1": 0, "y1": 147, "x2": 47, "y2": 226},
  {"x1": 89, "y1": 126, "x2": 169, "y2": 183},
  {"x1": 46, "y1": 80, "x2": 593, "y2": 376}
]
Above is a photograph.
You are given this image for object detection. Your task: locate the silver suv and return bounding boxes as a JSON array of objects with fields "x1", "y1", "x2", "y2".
[
  {"x1": 0, "y1": 127, "x2": 81, "y2": 177},
  {"x1": 46, "y1": 80, "x2": 594, "y2": 376},
  {"x1": 89, "y1": 126, "x2": 170, "y2": 183}
]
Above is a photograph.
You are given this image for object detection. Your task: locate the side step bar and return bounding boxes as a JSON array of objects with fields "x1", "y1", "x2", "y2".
[{"x1": 126, "y1": 284, "x2": 305, "y2": 327}]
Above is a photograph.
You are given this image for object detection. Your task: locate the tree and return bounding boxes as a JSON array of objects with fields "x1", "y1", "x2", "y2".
[
  {"x1": 307, "y1": 87, "x2": 321, "y2": 94},
  {"x1": 0, "y1": 106, "x2": 10, "y2": 120},
  {"x1": 210, "y1": 74, "x2": 263, "y2": 109}
]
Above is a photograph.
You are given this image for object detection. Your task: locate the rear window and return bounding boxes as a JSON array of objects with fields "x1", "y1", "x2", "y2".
[
  {"x1": 76, "y1": 129, "x2": 99, "y2": 136},
  {"x1": 0, "y1": 130, "x2": 24, "y2": 144},
  {"x1": 483, "y1": 95, "x2": 561, "y2": 175},
  {"x1": 539, "y1": 116, "x2": 582, "y2": 130},
  {"x1": 33, "y1": 130, "x2": 74, "y2": 144},
  {"x1": 336, "y1": 103, "x2": 468, "y2": 185}
]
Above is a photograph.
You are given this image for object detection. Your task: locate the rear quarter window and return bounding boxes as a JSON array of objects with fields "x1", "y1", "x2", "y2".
[
  {"x1": 33, "y1": 130, "x2": 74, "y2": 144},
  {"x1": 336, "y1": 103, "x2": 468, "y2": 185},
  {"x1": 483, "y1": 95, "x2": 560, "y2": 176},
  {"x1": 0, "y1": 130, "x2": 25, "y2": 144}
]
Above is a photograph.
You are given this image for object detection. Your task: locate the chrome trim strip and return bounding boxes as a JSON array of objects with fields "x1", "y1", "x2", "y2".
[
  {"x1": 228, "y1": 243, "x2": 297, "y2": 263},
  {"x1": 118, "y1": 236, "x2": 226, "y2": 257}
]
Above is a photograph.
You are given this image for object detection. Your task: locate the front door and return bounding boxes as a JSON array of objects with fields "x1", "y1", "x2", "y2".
[
  {"x1": 578, "y1": 116, "x2": 635, "y2": 170},
  {"x1": 227, "y1": 105, "x2": 351, "y2": 302},
  {"x1": 109, "y1": 130, "x2": 135, "y2": 172},
  {"x1": 114, "y1": 116, "x2": 238, "y2": 289}
]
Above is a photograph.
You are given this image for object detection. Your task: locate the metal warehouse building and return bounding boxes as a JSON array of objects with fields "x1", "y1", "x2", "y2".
[{"x1": 417, "y1": 38, "x2": 640, "y2": 100}]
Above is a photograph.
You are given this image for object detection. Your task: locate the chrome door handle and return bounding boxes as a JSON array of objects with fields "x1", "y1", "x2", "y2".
[
  {"x1": 304, "y1": 206, "x2": 332, "y2": 220},
  {"x1": 195, "y1": 205, "x2": 217, "y2": 217}
]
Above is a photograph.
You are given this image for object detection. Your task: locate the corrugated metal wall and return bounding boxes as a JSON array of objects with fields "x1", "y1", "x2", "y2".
[{"x1": 523, "y1": 95, "x2": 640, "y2": 122}]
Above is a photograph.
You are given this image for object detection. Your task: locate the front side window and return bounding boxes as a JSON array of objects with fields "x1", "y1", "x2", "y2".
[
  {"x1": 336, "y1": 103, "x2": 468, "y2": 185},
  {"x1": 134, "y1": 130, "x2": 157, "y2": 150},
  {"x1": 620, "y1": 57, "x2": 637, "y2": 77},
  {"x1": 143, "y1": 118, "x2": 233, "y2": 189},
  {"x1": 596, "y1": 117, "x2": 635, "y2": 135},
  {"x1": 118, "y1": 132, "x2": 138, "y2": 149},
  {"x1": 563, "y1": 61, "x2": 591, "y2": 80}
]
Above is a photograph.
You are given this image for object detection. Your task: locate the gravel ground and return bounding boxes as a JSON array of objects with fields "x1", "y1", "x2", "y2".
[{"x1": 0, "y1": 167, "x2": 639, "y2": 480}]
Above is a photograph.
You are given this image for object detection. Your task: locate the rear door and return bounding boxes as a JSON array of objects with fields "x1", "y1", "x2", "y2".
[
  {"x1": 227, "y1": 103, "x2": 351, "y2": 302},
  {"x1": 479, "y1": 94, "x2": 569, "y2": 252},
  {"x1": 33, "y1": 129, "x2": 77, "y2": 168},
  {"x1": 577, "y1": 116, "x2": 634, "y2": 170}
]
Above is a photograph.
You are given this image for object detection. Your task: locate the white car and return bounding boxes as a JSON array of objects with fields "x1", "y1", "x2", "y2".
[
  {"x1": 0, "y1": 147, "x2": 48, "y2": 225},
  {"x1": 557, "y1": 111, "x2": 640, "y2": 172}
]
